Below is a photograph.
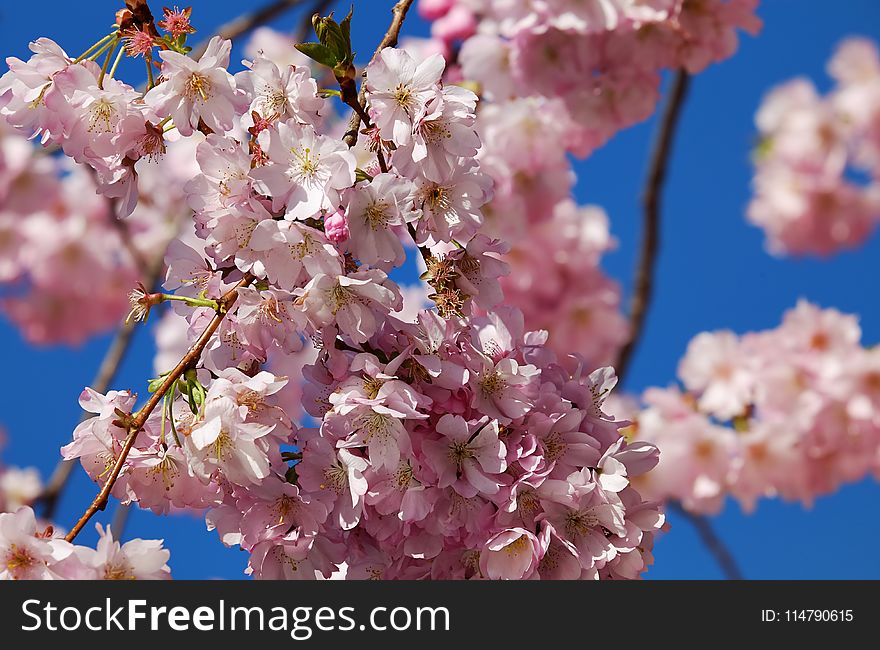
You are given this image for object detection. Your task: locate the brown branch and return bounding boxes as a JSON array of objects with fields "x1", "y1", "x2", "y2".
[
  {"x1": 64, "y1": 273, "x2": 255, "y2": 542},
  {"x1": 668, "y1": 502, "x2": 744, "y2": 580},
  {"x1": 342, "y1": 0, "x2": 416, "y2": 149},
  {"x1": 615, "y1": 70, "x2": 691, "y2": 384},
  {"x1": 190, "y1": 0, "x2": 313, "y2": 60}
]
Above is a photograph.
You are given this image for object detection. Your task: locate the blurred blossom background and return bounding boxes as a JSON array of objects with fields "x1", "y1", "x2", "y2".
[{"x1": 1, "y1": 0, "x2": 879, "y2": 578}]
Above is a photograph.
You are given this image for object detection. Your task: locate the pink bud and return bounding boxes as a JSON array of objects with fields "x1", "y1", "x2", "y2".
[
  {"x1": 418, "y1": 0, "x2": 455, "y2": 21},
  {"x1": 324, "y1": 210, "x2": 350, "y2": 244},
  {"x1": 432, "y1": 6, "x2": 477, "y2": 44}
]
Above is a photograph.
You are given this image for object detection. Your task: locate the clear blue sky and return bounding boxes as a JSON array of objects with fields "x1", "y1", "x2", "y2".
[{"x1": 1, "y1": 0, "x2": 879, "y2": 579}]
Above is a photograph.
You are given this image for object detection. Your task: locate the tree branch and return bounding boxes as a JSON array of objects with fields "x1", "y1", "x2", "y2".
[
  {"x1": 343, "y1": 0, "x2": 416, "y2": 148},
  {"x1": 668, "y1": 502, "x2": 744, "y2": 580},
  {"x1": 64, "y1": 273, "x2": 255, "y2": 542},
  {"x1": 190, "y1": 0, "x2": 313, "y2": 60},
  {"x1": 615, "y1": 70, "x2": 691, "y2": 384}
]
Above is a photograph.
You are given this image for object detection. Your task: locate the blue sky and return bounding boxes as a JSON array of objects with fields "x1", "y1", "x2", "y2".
[{"x1": 1, "y1": 0, "x2": 879, "y2": 579}]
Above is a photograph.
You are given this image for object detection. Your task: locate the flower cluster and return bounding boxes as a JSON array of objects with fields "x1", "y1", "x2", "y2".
[
  {"x1": 612, "y1": 301, "x2": 880, "y2": 513},
  {"x1": 0, "y1": 113, "x2": 189, "y2": 344},
  {"x1": 422, "y1": 0, "x2": 761, "y2": 156},
  {"x1": 405, "y1": 1, "x2": 761, "y2": 367},
  {"x1": 0, "y1": 506, "x2": 171, "y2": 580},
  {"x1": 498, "y1": 200, "x2": 628, "y2": 367},
  {"x1": 20, "y1": 15, "x2": 665, "y2": 580},
  {"x1": 748, "y1": 37, "x2": 880, "y2": 255}
]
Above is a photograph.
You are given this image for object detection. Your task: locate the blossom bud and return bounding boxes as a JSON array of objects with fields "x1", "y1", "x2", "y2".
[{"x1": 324, "y1": 209, "x2": 350, "y2": 244}]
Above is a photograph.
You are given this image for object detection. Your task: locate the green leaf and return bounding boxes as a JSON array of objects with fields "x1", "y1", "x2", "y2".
[
  {"x1": 355, "y1": 167, "x2": 374, "y2": 183},
  {"x1": 294, "y1": 42, "x2": 338, "y2": 68},
  {"x1": 340, "y1": 6, "x2": 354, "y2": 59}
]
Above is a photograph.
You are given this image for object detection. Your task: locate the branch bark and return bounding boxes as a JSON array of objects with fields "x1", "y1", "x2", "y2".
[
  {"x1": 64, "y1": 273, "x2": 255, "y2": 542},
  {"x1": 615, "y1": 70, "x2": 691, "y2": 384},
  {"x1": 342, "y1": 0, "x2": 416, "y2": 148},
  {"x1": 668, "y1": 502, "x2": 744, "y2": 580}
]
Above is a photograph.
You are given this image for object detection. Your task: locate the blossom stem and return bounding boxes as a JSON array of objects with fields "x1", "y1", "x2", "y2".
[
  {"x1": 87, "y1": 38, "x2": 116, "y2": 63},
  {"x1": 615, "y1": 70, "x2": 691, "y2": 384},
  {"x1": 160, "y1": 293, "x2": 220, "y2": 310},
  {"x1": 343, "y1": 0, "x2": 416, "y2": 149},
  {"x1": 108, "y1": 42, "x2": 126, "y2": 80},
  {"x1": 64, "y1": 273, "x2": 256, "y2": 542},
  {"x1": 73, "y1": 32, "x2": 117, "y2": 64},
  {"x1": 145, "y1": 56, "x2": 155, "y2": 90},
  {"x1": 97, "y1": 37, "x2": 122, "y2": 90}
]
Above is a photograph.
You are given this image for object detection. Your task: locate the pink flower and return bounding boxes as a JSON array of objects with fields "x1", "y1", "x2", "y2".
[
  {"x1": 237, "y1": 56, "x2": 324, "y2": 126},
  {"x1": 238, "y1": 478, "x2": 329, "y2": 547},
  {"x1": 412, "y1": 158, "x2": 491, "y2": 245},
  {"x1": 432, "y1": 6, "x2": 477, "y2": 44},
  {"x1": 0, "y1": 507, "x2": 78, "y2": 580},
  {"x1": 422, "y1": 414, "x2": 507, "y2": 497},
  {"x1": 251, "y1": 120, "x2": 356, "y2": 220},
  {"x1": 186, "y1": 134, "x2": 253, "y2": 213},
  {"x1": 394, "y1": 86, "x2": 480, "y2": 183},
  {"x1": 247, "y1": 532, "x2": 343, "y2": 580},
  {"x1": 479, "y1": 527, "x2": 541, "y2": 580},
  {"x1": 61, "y1": 388, "x2": 138, "y2": 490},
  {"x1": 77, "y1": 524, "x2": 171, "y2": 580},
  {"x1": 342, "y1": 172, "x2": 418, "y2": 268},
  {"x1": 365, "y1": 47, "x2": 446, "y2": 146},
  {"x1": 184, "y1": 395, "x2": 275, "y2": 486},
  {"x1": 0, "y1": 38, "x2": 72, "y2": 142},
  {"x1": 469, "y1": 355, "x2": 539, "y2": 424},
  {"x1": 297, "y1": 270, "x2": 402, "y2": 343},
  {"x1": 297, "y1": 437, "x2": 369, "y2": 530},
  {"x1": 145, "y1": 36, "x2": 243, "y2": 137},
  {"x1": 247, "y1": 219, "x2": 342, "y2": 291},
  {"x1": 323, "y1": 209, "x2": 349, "y2": 244},
  {"x1": 678, "y1": 330, "x2": 754, "y2": 420}
]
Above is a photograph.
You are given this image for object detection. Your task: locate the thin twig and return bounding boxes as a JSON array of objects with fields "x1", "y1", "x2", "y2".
[
  {"x1": 343, "y1": 0, "x2": 415, "y2": 148},
  {"x1": 615, "y1": 70, "x2": 691, "y2": 384},
  {"x1": 38, "y1": 253, "x2": 166, "y2": 520},
  {"x1": 668, "y1": 502, "x2": 744, "y2": 580},
  {"x1": 64, "y1": 274, "x2": 255, "y2": 542},
  {"x1": 190, "y1": 0, "x2": 312, "y2": 59}
]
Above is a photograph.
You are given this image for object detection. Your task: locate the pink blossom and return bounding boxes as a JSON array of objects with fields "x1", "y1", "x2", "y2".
[
  {"x1": 145, "y1": 36, "x2": 243, "y2": 137},
  {"x1": 251, "y1": 120, "x2": 356, "y2": 220},
  {"x1": 365, "y1": 47, "x2": 446, "y2": 146},
  {"x1": 479, "y1": 527, "x2": 541, "y2": 580},
  {"x1": 422, "y1": 415, "x2": 507, "y2": 497},
  {"x1": 342, "y1": 172, "x2": 418, "y2": 268},
  {"x1": 237, "y1": 56, "x2": 324, "y2": 127},
  {"x1": 323, "y1": 209, "x2": 349, "y2": 244},
  {"x1": 76, "y1": 524, "x2": 171, "y2": 580}
]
